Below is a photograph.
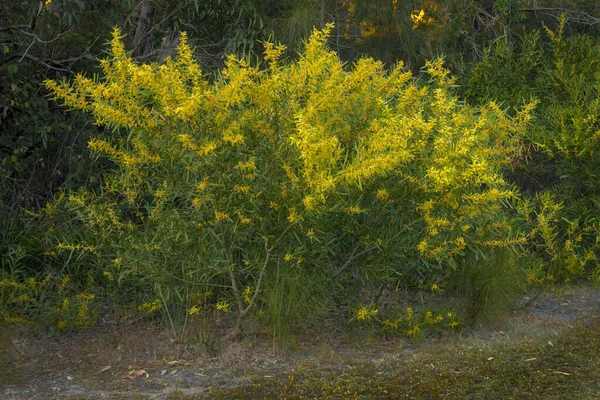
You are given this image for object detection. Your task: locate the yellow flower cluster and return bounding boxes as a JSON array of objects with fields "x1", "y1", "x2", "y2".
[
  {"x1": 138, "y1": 299, "x2": 162, "y2": 314},
  {"x1": 356, "y1": 306, "x2": 378, "y2": 321},
  {"x1": 242, "y1": 286, "x2": 252, "y2": 304},
  {"x1": 57, "y1": 243, "x2": 98, "y2": 254},
  {"x1": 379, "y1": 307, "x2": 458, "y2": 338}
]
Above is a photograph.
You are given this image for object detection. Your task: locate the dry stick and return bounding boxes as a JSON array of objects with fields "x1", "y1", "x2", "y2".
[
  {"x1": 228, "y1": 267, "x2": 245, "y2": 336},
  {"x1": 219, "y1": 220, "x2": 245, "y2": 337},
  {"x1": 0, "y1": 25, "x2": 31, "y2": 32},
  {"x1": 152, "y1": 273, "x2": 232, "y2": 288},
  {"x1": 157, "y1": 283, "x2": 179, "y2": 341},
  {"x1": 10, "y1": 53, "x2": 69, "y2": 71},
  {"x1": 521, "y1": 7, "x2": 600, "y2": 25},
  {"x1": 15, "y1": 26, "x2": 74, "y2": 44},
  {"x1": 2, "y1": 53, "x2": 96, "y2": 72},
  {"x1": 18, "y1": 41, "x2": 35, "y2": 62}
]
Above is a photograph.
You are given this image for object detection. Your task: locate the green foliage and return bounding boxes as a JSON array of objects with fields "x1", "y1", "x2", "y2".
[
  {"x1": 261, "y1": 259, "x2": 331, "y2": 345},
  {"x1": 463, "y1": 15, "x2": 600, "y2": 284},
  {"x1": 353, "y1": 303, "x2": 461, "y2": 339},
  {"x1": 517, "y1": 192, "x2": 597, "y2": 283},
  {"x1": 448, "y1": 247, "x2": 527, "y2": 323},
  {"x1": 0, "y1": 2, "x2": 129, "y2": 327},
  {"x1": 0, "y1": 268, "x2": 99, "y2": 333},
  {"x1": 465, "y1": 30, "x2": 544, "y2": 106},
  {"x1": 0, "y1": 192, "x2": 105, "y2": 333}
]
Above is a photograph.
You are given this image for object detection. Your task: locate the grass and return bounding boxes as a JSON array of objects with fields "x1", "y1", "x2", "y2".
[{"x1": 173, "y1": 320, "x2": 600, "y2": 399}]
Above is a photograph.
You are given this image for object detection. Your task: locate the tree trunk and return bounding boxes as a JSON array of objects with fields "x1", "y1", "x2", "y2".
[
  {"x1": 320, "y1": 0, "x2": 327, "y2": 27},
  {"x1": 133, "y1": 0, "x2": 156, "y2": 58}
]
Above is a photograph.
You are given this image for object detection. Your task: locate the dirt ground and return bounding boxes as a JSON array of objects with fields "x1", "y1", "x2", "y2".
[{"x1": 1, "y1": 283, "x2": 599, "y2": 399}]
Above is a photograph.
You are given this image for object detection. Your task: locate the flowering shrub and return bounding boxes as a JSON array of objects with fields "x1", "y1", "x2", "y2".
[
  {"x1": 0, "y1": 272, "x2": 99, "y2": 333},
  {"x1": 465, "y1": 16, "x2": 600, "y2": 284},
  {"x1": 46, "y1": 24, "x2": 530, "y2": 337}
]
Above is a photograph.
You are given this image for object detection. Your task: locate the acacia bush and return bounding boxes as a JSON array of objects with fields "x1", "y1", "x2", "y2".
[
  {"x1": 45, "y1": 25, "x2": 532, "y2": 338},
  {"x1": 463, "y1": 16, "x2": 600, "y2": 284}
]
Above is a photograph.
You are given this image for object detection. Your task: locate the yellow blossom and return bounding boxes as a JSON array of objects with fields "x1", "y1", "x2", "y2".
[
  {"x1": 346, "y1": 206, "x2": 362, "y2": 214},
  {"x1": 356, "y1": 306, "x2": 378, "y2": 321},
  {"x1": 192, "y1": 198, "x2": 205, "y2": 208},
  {"x1": 302, "y1": 195, "x2": 318, "y2": 211},
  {"x1": 58, "y1": 276, "x2": 70, "y2": 294},
  {"x1": 103, "y1": 271, "x2": 114, "y2": 281},
  {"x1": 411, "y1": 9, "x2": 426, "y2": 29},
  {"x1": 287, "y1": 208, "x2": 299, "y2": 223},
  {"x1": 215, "y1": 211, "x2": 229, "y2": 221},
  {"x1": 376, "y1": 189, "x2": 390, "y2": 201},
  {"x1": 197, "y1": 177, "x2": 208, "y2": 191},
  {"x1": 242, "y1": 286, "x2": 252, "y2": 304},
  {"x1": 383, "y1": 318, "x2": 402, "y2": 329},
  {"x1": 234, "y1": 185, "x2": 251, "y2": 194},
  {"x1": 138, "y1": 299, "x2": 162, "y2": 313},
  {"x1": 406, "y1": 324, "x2": 421, "y2": 337}
]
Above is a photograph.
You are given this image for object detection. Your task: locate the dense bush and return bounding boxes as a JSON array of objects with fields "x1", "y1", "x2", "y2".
[
  {"x1": 43, "y1": 25, "x2": 531, "y2": 339},
  {"x1": 463, "y1": 16, "x2": 600, "y2": 283}
]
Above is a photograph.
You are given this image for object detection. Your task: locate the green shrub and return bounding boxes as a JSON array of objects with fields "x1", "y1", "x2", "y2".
[
  {"x1": 447, "y1": 247, "x2": 526, "y2": 323},
  {"x1": 463, "y1": 15, "x2": 600, "y2": 284},
  {"x1": 0, "y1": 197, "x2": 104, "y2": 333}
]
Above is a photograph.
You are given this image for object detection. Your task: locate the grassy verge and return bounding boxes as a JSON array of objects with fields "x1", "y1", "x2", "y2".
[{"x1": 192, "y1": 321, "x2": 600, "y2": 399}]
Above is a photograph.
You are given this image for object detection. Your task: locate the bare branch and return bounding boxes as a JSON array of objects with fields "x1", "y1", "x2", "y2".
[
  {"x1": 1, "y1": 52, "x2": 97, "y2": 72},
  {"x1": 521, "y1": 7, "x2": 600, "y2": 25},
  {"x1": 0, "y1": 25, "x2": 31, "y2": 32},
  {"x1": 15, "y1": 26, "x2": 74, "y2": 44},
  {"x1": 18, "y1": 41, "x2": 35, "y2": 62}
]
